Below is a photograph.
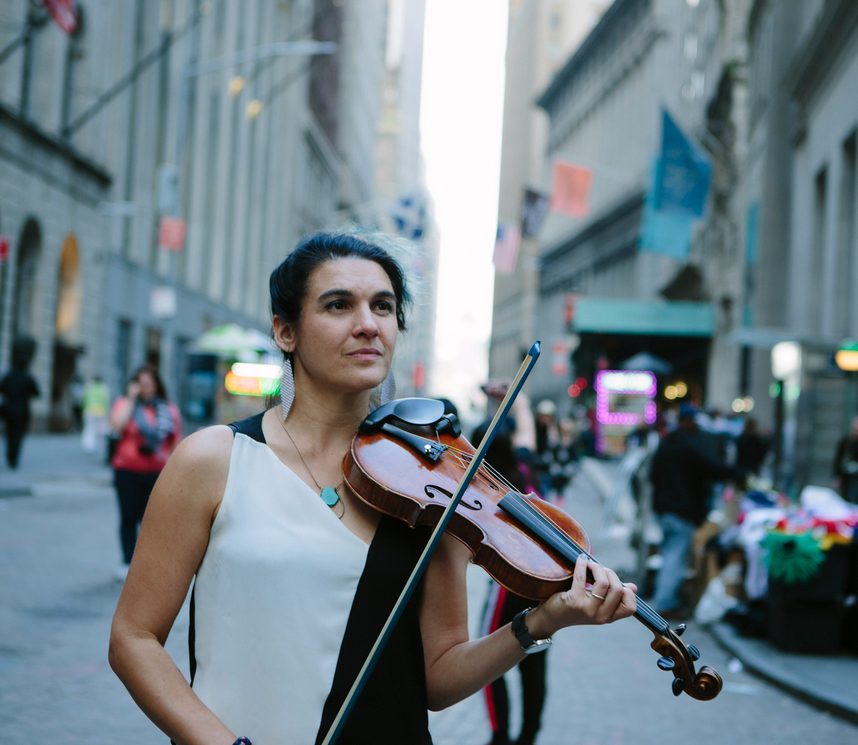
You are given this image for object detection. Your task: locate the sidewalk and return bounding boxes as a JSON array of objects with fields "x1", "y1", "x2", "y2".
[{"x1": 579, "y1": 457, "x2": 858, "y2": 726}]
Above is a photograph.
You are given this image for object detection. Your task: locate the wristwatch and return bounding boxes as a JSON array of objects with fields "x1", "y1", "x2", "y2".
[{"x1": 511, "y1": 607, "x2": 553, "y2": 654}]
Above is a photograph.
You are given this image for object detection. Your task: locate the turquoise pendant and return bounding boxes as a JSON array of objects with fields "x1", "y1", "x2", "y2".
[{"x1": 320, "y1": 486, "x2": 341, "y2": 508}]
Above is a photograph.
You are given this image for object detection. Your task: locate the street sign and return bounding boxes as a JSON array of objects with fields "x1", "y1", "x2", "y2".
[
  {"x1": 0, "y1": 235, "x2": 9, "y2": 263},
  {"x1": 150, "y1": 286, "x2": 177, "y2": 319},
  {"x1": 158, "y1": 216, "x2": 186, "y2": 251}
]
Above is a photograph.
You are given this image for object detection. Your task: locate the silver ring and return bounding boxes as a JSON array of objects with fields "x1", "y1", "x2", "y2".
[{"x1": 590, "y1": 591, "x2": 607, "y2": 601}]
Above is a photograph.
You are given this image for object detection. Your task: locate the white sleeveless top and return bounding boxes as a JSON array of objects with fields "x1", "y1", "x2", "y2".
[{"x1": 191, "y1": 430, "x2": 370, "y2": 744}]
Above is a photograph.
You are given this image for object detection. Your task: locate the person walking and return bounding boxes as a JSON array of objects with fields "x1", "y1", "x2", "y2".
[
  {"x1": 736, "y1": 417, "x2": 769, "y2": 477},
  {"x1": 0, "y1": 347, "x2": 40, "y2": 470},
  {"x1": 833, "y1": 415, "x2": 858, "y2": 503},
  {"x1": 473, "y1": 420, "x2": 549, "y2": 745},
  {"x1": 81, "y1": 375, "x2": 110, "y2": 455},
  {"x1": 109, "y1": 366, "x2": 181, "y2": 580},
  {"x1": 648, "y1": 403, "x2": 744, "y2": 618},
  {"x1": 108, "y1": 231, "x2": 637, "y2": 745}
]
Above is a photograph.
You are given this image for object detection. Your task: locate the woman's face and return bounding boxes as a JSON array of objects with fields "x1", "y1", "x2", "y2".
[
  {"x1": 137, "y1": 371, "x2": 157, "y2": 400},
  {"x1": 276, "y1": 257, "x2": 399, "y2": 397}
]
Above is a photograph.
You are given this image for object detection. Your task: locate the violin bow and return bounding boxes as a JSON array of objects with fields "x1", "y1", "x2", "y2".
[{"x1": 320, "y1": 341, "x2": 542, "y2": 745}]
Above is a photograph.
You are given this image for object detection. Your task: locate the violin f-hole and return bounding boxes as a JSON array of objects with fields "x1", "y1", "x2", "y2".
[{"x1": 424, "y1": 484, "x2": 483, "y2": 511}]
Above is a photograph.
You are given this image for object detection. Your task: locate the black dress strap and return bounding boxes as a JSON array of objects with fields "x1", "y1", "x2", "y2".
[
  {"x1": 227, "y1": 411, "x2": 266, "y2": 443},
  {"x1": 315, "y1": 518, "x2": 433, "y2": 744}
]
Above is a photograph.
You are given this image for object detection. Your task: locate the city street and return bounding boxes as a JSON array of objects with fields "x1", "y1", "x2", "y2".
[{"x1": 1, "y1": 434, "x2": 856, "y2": 744}]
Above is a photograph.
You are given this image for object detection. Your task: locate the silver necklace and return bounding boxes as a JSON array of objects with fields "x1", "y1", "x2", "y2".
[{"x1": 280, "y1": 419, "x2": 345, "y2": 519}]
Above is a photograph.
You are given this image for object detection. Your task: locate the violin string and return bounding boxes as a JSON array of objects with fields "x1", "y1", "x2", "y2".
[
  {"x1": 509, "y1": 495, "x2": 667, "y2": 629},
  {"x1": 444, "y1": 445, "x2": 517, "y2": 493}
]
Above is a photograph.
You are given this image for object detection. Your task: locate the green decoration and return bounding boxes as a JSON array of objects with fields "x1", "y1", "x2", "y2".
[{"x1": 762, "y1": 531, "x2": 826, "y2": 584}]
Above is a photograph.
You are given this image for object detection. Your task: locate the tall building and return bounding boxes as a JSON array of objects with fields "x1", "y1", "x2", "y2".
[
  {"x1": 375, "y1": 0, "x2": 437, "y2": 398},
  {"x1": 489, "y1": 0, "x2": 610, "y2": 383},
  {"x1": 0, "y1": 0, "x2": 393, "y2": 429}
]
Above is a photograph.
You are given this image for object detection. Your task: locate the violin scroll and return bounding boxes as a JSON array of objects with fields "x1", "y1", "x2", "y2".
[{"x1": 650, "y1": 627, "x2": 723, "y2": 701}]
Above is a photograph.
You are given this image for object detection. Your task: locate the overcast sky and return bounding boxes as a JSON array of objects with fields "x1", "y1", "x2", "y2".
[{"x1": 421, "y1": 1, "x2": 509, "y2": 419}]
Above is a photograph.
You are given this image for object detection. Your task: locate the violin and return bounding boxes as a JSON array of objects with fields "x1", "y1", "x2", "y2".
[{"x1": 343, "y1": 396, "x2": 723, "y2": 703}]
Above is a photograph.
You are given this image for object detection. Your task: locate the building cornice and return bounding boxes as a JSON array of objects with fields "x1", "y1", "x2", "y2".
[
  {"x1": 787, "y1": 0, "x2": 858, "y2": 106},
  {"x1": 536, "y1": 0, "x2": 648, "y2": 113},
  {"x1": 0, "y1": 102, "x2": 111, "y2": 187}
]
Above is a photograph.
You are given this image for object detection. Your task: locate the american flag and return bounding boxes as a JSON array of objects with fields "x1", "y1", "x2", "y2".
[{"x1": 493, "y1": 223, "x2": 521, "y2": 275}]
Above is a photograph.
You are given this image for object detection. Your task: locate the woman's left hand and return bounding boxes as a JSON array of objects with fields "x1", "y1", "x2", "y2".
[{"x1": 527, "y1": 555, "x2": 637, "y2": 637}]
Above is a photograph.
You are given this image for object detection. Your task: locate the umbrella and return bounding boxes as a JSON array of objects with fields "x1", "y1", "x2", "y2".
[
  {"x1": 193, "y1": 324, "x2": 275, "y2": 359},
  {"x1": 619, "y1": 352, "x2": 673, "y2": 375}
]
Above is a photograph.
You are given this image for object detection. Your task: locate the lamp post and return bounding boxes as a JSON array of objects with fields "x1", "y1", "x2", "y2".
[
  {"x1": 770, "y1": 341, "x2": 802, "y2": 491},
  {"x1": 835, "y1": 339, "x2": 858, "y2": 425}
]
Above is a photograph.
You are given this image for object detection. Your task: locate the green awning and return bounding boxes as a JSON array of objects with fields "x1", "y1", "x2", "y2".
[{"x1": 573, "y1": 298, "x2": 714, "y2": 337}]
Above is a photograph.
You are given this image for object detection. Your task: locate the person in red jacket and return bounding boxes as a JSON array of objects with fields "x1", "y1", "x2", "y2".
[{"x1": 109, "y1": 365, "x2": 181, "y2": 580}]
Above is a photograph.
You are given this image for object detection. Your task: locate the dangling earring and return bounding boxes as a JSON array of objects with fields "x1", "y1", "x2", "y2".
[
  {"x1": 280, "y1": 355, "x2": 295, "y2": 419},
  {"x1": 369, "y1": 369, "x2": 396, "y2": 412}
]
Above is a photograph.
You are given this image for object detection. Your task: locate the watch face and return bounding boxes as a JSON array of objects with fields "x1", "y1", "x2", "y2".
[{"x1": 523, "y1": 638, "x2": 552, "y2": 655}]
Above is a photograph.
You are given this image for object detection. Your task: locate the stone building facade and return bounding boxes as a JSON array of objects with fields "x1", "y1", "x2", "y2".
[{"x1": 0, "y1": 0, "x2": 412, "y2": 429}]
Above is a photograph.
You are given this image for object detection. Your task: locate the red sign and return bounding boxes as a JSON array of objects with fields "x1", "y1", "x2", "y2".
[
  {"x1": 158, "y1": 217, "x2": 186, "y2": 252},
  {"x1": 0, "y1": 235, "x2": 9, "y2": 263},
  {"x1": 42, "y1": 0, "x2": 78, "y2": 35}
]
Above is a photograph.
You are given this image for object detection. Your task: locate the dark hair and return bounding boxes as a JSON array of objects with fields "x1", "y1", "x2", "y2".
[
  {"x1": 132, "y1": 365, "x2": 168, "y2": 401},
  {"x1": 269, "y1": 231, "x2": 411, "y2": 333}
]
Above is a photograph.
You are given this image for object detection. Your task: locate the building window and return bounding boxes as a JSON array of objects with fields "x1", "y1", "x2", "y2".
[
  {"x1": 145, "y1": 327, "x2": 162, "y2": 370},
  {"x1": 836, "y1": 132, "x2": 856, "y2": 335},
  {"x1": 811, "y1": 165, "x2": 827, "y2": 331},
  {"x1": 115, "y1": 319, "x2": 132, "y2": 390}
]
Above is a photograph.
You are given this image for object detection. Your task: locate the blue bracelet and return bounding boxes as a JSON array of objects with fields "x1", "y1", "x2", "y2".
[{"x1": 233, "y1": 739, "x2": 252, "y2": 745}]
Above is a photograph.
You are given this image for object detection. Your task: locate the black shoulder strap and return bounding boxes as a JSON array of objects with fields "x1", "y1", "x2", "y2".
[{"x1": 227, "y1": 411, "x2": 266, "y2": 443}]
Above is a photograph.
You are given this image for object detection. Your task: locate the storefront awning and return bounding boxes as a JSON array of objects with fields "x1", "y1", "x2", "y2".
[{"x1": 574, "y1": 298, "x2": 714, "y2": 337}]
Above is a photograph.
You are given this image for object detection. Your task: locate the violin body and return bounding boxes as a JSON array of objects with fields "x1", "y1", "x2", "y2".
[
  {"x1": 344, "y1": 426, "x2": 591, "y2": 601},
  {"x1": 343, "y1": 397, "x2": 722, "y2": 702}
]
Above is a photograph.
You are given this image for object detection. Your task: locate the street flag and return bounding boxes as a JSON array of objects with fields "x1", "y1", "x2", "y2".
[
  {"x1": 640, "y1": 159, "x2": 693, "y2": 258},
  {"x1": 640, "y1": 195, "x2": 693, "y2": 259},
  {"x1": 391, "y1": 194, "x2": 426, "y2": 240},
  {"x1": 493, "y1": 223, "x2": 521, "y2": 274},
  {"x1": 653, "y1": 108, "x2": 711, "y2": 217},
  {"x1": 549, "y1": 161, "x2": 592, "y2": 218},
  {"x1": 41, "y1": 0, "x2": 78, "y2": 35},
  {"x1": 521, "y1": 188, "x2": 549, "y2": 237},
  {"x1": 158, "y1": 216, "x2": 186, "y2": 251}
]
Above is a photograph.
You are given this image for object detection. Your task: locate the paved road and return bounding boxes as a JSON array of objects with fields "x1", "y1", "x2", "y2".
[{"x1": 1, "y1": 438, "x2": 856, "y2": 744}]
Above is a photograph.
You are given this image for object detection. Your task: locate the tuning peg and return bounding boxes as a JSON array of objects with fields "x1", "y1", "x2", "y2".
[
  {"x1": 673, "y1": 623, "x2": 686, "y2": 636},
  {"x1": 672, "y1": 677, "x2": 685, "y2": 696},
  {"x1": 687, "y1": 644, "x2": 700, "y2": 661},
  {"x1": 657, "y1": 656, "x2": 675, "y2": 671}
]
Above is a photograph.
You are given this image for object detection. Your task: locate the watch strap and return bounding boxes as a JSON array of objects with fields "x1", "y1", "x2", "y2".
[{"x1": 511, "y1": 607, "x2": 552, "y2": 654}]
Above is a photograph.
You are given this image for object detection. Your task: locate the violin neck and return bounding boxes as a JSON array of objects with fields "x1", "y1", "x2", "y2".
[{"x1": 497, "y1": 493, "x2": 670, "y2": 636}]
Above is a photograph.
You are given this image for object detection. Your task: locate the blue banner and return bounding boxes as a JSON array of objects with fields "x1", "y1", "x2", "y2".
[
  {"x1": 640, "y1": 159, "x2": 693, "y2": 259},
  {"x1": 653, "y1": 108, "x2": 711, "y2": 218}
]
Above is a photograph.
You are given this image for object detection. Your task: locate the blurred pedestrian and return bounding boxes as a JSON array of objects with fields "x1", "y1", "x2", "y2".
[
  {"x1": 81, "y1": 375, "x2": 110, "y2": 455},
  {"x1": 736, "y1": 417, "x2": 769, "y2": 477},
  {"x1": 648, "y1": 403, "x2": 745, "y2": 617},
  {"x1": 0, "y1": 351, "x2": 40, "y2": 470},
  {"x1": 69, "y1": 373, "x2": 85, "y2": 432},
  {"x1": 109, "y1": 366, "x2": 181, "y2": 580},
  {"x1": 833, "y1": 415, "x2": 858, "y2": 503},
  {"x1": 472, "y1": 419, "x2": 547, "y2": 745},
  {"x1": 540, "y1": 417, "x2": 579, "y2": 502},
  {"x1": 534, "y1": 399, "x2": 559, "y2": 496}
]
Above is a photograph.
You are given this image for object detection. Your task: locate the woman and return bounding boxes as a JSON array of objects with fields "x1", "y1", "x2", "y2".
[
  {"x1": 109, "y1": 365, "x2": 181, "y2": 579},
  {"x1": 109, "y1": 231, "x2": 636, "y2": 745}
]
